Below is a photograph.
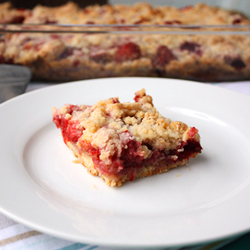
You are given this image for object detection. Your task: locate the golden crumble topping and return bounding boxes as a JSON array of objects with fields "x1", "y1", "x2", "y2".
[{"x1": 53, "y1": 89, "x2": 200, "y2": 162}]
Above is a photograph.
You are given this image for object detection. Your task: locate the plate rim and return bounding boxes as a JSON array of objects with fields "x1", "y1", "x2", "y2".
[{"x1": 1, "y1": 77, "x2": 250, "y2": 248}]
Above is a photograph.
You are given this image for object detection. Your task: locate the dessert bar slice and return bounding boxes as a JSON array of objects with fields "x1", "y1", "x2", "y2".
[{"x1": 52, "y1": 89, "x2": 202, "y2": 187}]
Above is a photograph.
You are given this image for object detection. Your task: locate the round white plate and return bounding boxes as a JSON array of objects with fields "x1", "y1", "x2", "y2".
[{"x1": 0, "y1": 77, "x2": 250, "y2": 249}]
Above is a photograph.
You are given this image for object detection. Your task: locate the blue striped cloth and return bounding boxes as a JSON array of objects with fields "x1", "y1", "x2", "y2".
[{"x1": 1, "y1": 212, "x2": 250, "y2": 250}]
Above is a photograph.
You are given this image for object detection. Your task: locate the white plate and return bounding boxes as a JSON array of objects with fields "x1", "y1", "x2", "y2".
[{"x1": 0, "y1": 77, "x2": 250, "y2": 249}]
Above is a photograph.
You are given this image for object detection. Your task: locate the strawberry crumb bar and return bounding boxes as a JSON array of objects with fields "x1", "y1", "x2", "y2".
[
  {"x1": 52, "y1": 89, "x2": 202, "y2": 187},
  {"x1": 1, "y1": 2, "x2": 250, "y2": 81}
]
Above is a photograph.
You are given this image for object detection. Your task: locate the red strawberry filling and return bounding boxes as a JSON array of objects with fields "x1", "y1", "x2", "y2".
[
  {"x1": 54, "y1": 117, "x2": 83, "y2": 144},
  {"x1": 44, "y1": 19, "x2": 57, "y2": 24},
  {"x1": 57, "y1": 47, "x2": 82, "y2": 60},
  {"x1": 53, "y1": 105, "x2": 84, "y2": 143},
  {"x1": 224, "y1": 55, "x2": 246, "y2": 71},
  {"x1": 180, "y1": 41, "x2": 202, "y2": 56},
  {"x1": 23, "y1": 41, "x2": 45, "y2": 51},
  {"x1": 79, "y1": 135, "x2": 201, "y2": 181},
  {"x1": 9, "y1": 15, "x2": 26, "y2": 24},
  {"x1": 80, "y1": 132, "x2": 145, "y2": 177},
  {"x1": 187, "y1": 127, "x2": 199, "y2": 138},
  {"x1": 115, "y1": 42, "x2": 141, "y2": 62},
  {"x1": 90, "y1": 51, "x2": 113, "y2": 63},
  {"x1": 164, "y1": 20, "x2": 182, "y2": 25},
  {"x1": 152, "y1": 45, "x2": 176, "y2": 69},
  {"x1": 134, "y1": 18, "x2": 150, "y2": 24},
  {"x1": 232, "y1": 18, "x2": 242, "y2": 24},
  {"x1": 58, "y1": 47, "x2": 75, "y2": 60}
]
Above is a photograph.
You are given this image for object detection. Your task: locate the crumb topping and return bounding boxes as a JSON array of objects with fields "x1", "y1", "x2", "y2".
[
  {"x1": 21, "y1": 2, "x2": 250, "y2": 25},
  {"x1": 53, "y1": 89, "x2": 200, "y2": 165}
]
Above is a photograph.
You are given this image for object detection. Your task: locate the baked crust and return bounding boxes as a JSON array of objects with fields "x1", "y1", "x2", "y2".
[
  {"x1": 0, "y1": 2, "x2": 250, "y2": 81},
  {"x1": 52, "y1": 89, "x2": 202, "y2": 187}
]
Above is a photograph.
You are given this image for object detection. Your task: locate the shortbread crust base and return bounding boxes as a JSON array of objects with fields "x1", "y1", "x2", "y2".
[{"x1": 67, "y1": 141, "x2": 198, "y2": 187}]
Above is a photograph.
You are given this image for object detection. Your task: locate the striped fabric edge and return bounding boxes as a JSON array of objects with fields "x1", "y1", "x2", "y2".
[{"x1": 0, "y1": 230, "x2": 41, "y2": 247}]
